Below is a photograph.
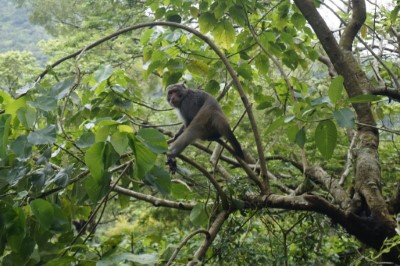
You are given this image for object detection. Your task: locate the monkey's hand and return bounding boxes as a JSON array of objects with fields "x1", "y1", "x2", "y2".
[{"x1": 166, "y1": 155, "x2": 177, "y2": 174}]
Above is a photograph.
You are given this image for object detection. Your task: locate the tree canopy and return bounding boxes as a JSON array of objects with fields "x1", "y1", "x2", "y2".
[{"x1": 0, "y1": 0, "x2": 399, "y2": 265}]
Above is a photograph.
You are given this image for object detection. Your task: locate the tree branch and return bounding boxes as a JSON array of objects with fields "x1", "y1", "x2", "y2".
[
  {"x1": 339, "y1": 0, "x2": 366, "y2": 51},
  {"x1": 188, "y1": 210, "x2": 230, "y2": 265},
  {"x1": 112, "y1": 185, "x2": 194, "y2": 210}
]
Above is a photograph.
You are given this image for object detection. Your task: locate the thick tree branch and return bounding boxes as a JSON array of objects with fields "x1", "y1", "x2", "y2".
[
  {"x1": 188, "y1": 210, "x2": 230, "y2": 265},
  {"x1": 339, "y1": 0, "x2": 366, "y2": 51},
  {"x1": 305, "y1": 166, "x2": 351, "y2": 210}
]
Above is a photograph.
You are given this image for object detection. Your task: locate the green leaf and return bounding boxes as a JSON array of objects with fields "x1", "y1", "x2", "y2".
[
  {"x1": 154, "y1": 7, "x2": 166, "y2": 19},
  {"x1": 390, "y1": 5, "x2": 399, "y2": 23},
  {"x1": 237, "y1": 64, "x2": 253, "y2": 80},
  {"x1": 187, "y1": 59, "x2": 209, "y2": 76},
  {"x1": 212, "y1": 19, "x2": 236, "y2": 49},
  {"x1": 295, "y1": 128, "x2": 306, "y2": 148},
  {"x1": 199, "y1": 12, "x2": 217, "y2": 33},
  {"x1": 165, "y1": 10, "x2": 181, "y2": 23},
  {"x1": 291, "y1": 13, "x2": 306, "y2": 29},
  {"x1": 27, "y1": 96, "x2": 57, "y2": 111},
  {"x1": 190, "y1": 203, "x2": 208, "y2": 226},
  {"x1": 94, "y1": 65, "x2": 114, "y2": 84},
  {"x1": 147, "y1": 50, "x2": 169, "y2": 74},
  {"x1": 53, "y1": 165, "x2": 74, "y2": 187},
  {"x1": 315, "y1": 120, "x2": 337, "y2": 159},
  {"x1": 136, "y1": 128, "x2": 168, "y2": 154},
  {"x1": 76, "y1": 131, "x2": 96, "y2": 148},
  {"x1": 30, "y1": 199, "x2": 55, "y2": 230},
  {"x1": 287, "y1": 125, "x2": 299, "y2": 143},
  {"x1": 260, "y1": 32, "x2": 276, "y2": 46},
  {"x1": 50, "y1": 78, "x2": 75, "y2": 100},
  {"x1": 27, "y1": 125, "x2": 57, "y2": 145},
  {"x1": 85, "y1": 173, "x2": 111, "y2": 203},
  {"x1": 16, "y1": 82, "x2": 35, "y2": 96},
  {"x1": 144, "y1": 166, "x2": 171, "y2": 195},
  {"x1": 0, "y1": 114, "x2": 11, "y2": 159},
  {"x1": 333, "y1": 108, "x2": 355, "y2": 128},
  {"x1": 130, "y1": 136, "x2": 157, "y2": 179},
  {"x1": 92, "y1": 65, "x2": 114, "y2": 91},
  {"x1": 229, "y1": 5, "x2": 246, "y2": 26},
  {"x1": 3, "y1": 207, "x2": 26, "y2": 252},
  {"x1": 328, "y1": 75, "x2": 344, "y2": 104},
  {"x1": 171, "y1": 183, "x2": 193, "y2": 199},
  {"x1": 111, "y1": 132, "x2": 129, "y2": 155},
  {"x1": 205, "y1": 80, "x2": 220, "y2": 95},
  {"x1": 348, "y1": 94, "x2": 381, "y2": 103},
  {"x1": 255, "y1": 54, "x2": 270, "y2": 75},
  {"x1": 85, "y1": 142, "x2": 105, "y2": 182},
  {"x1": 10, "y1": 135, "x2": 32, "y2": 160},
  {"x1": 282, "y1": 50, "x2": 299, "y2": 70},
  {"x1": 165, "y1": 29, "x2": 182, "y2": 42},
  {"x1": 16, "y1": 106, "x2": 36, "y2": 129},
  {"x1": 265, "y1": 116, "x2": 285, "y2": 135}
]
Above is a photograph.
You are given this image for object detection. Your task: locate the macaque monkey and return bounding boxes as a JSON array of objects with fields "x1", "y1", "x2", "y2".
[{"x1": 166, "y1": 83, "x2": 244, "y2": 172}]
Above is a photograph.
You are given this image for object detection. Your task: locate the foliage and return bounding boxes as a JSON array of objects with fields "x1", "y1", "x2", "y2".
[
  {"x1": 0, "y1": 0, "x2": 49, "y2": 63},
  {"x1": 0, "y1": 0, "x2": 399, "y2": 265}
]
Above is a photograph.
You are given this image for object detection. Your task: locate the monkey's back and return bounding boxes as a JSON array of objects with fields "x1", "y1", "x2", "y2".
[{"x1": 178, "y1": 89, "x2": 220, "y2": 126}]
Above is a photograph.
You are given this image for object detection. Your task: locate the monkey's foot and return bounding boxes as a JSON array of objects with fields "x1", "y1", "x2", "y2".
[{"x1": 166, "y1": 155, "x2": 177, "y2": 174}]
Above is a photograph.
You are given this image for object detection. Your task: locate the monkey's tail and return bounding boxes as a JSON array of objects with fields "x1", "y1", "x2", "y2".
[{"x1": 224, "y1": 131, "x2": 245, "y2": 160}]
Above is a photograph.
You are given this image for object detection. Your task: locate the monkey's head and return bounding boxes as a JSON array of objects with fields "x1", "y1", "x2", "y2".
[{"x1": 166, "y1": 84, "x2": 188, "y2": 108}]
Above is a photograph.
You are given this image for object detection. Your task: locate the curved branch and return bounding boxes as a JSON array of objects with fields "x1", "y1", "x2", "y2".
[
  {"x1": 167, "y1": 229, "x2": 211, "y2": 265},
  {"x1": 188, "y1": 210, "x2": 230, "y2": 265},
  {"x1": 112, "y1": 185, "x2": 194, "y2": 210},
  {"x1": 339, "y1": 0, "x2": 366, "y2": 51},
  {"x1": 31, "y1": 21, "x2": 269, "y2": 194},
  {"x1": 178, "y1": 154, "x2": 229, "y2": 208}
]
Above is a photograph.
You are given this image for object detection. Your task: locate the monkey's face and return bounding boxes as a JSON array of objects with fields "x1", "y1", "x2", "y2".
[{"x1": 167, "y1": 87, "x2": 185, "y2": 108}]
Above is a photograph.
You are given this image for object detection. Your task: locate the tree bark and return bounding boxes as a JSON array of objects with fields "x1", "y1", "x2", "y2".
[{"x1": 293, "y1": 0, "x2": 397, "y2": 261}]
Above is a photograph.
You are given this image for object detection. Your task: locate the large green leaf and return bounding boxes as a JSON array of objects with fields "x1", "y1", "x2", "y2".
[
  {"x1": 27, "y1": 125, "x2": 57, "y2": 145},
  {"x1": 190, "y1": 203, "x2": 208, "y2": 226},
  {"x1": 27, "y1": 96, "x2": 57, "y2": 111},
  {"x1": 16, "y1": 106, "x2": 36, "y2": 129},
  {"x1": 85, "y1": 173, "x2": 111, "y2": 203},
  {"x1": 50, "y1": 78, "x2": 75, "y2": 99},
  {"x1": 229, "y1": 5, "x2": 246, "y2": 26},
  {"x1": 144, "y1": 166, "x2": 171, "y2": 195},
  {"x1": 93, "y1": 65, "x2": 113, "y2": 85},
  {"x1": 348, "y1": 94, "x2": 381, "y2": 103},
  {"x1": 199, "y1": 12, "x2": 217, "y2": 33},
  {"x1": 30, "y1": 199, "x2": 54, "y2": 230},
  {"x1": 76, "y1": 131, "x2": 96, "y2": 148},
  {"x1": 0, "y1": 114, "x2": 11, "y2": 159},
  {"x1": 328, "y1": 75, "x2": 344, "y2": 105},
  {"x1": 130, "y1": 136, "x2": 157, "y2": 179},
  {"x1": 333, "y1": 108, "x2": 355, "y2": 128},
  {"x1": 85, "y1": 142, "x2": 105, "y2": 182},
  {"x1": 136, "y1": 128, "x2": 168, "y2": 154},
  {"x1": 315, "y1": 120, "x2": 337, "y2": 159},
  {"x1": 237, "y1": 64, "x2": 253, "y2": 80},
  {"x1": 10, "y1": 135, "x2": 32, "y2": 160},
  {"x1": 212, "y1": 19, "x2": 235, "y2": 49},
  {"x1": 295, "y1": 127, "x2": 306, "y2": 148},
  {"x1": 111, "y1": 131, "x2": 130, "y2": 155}
]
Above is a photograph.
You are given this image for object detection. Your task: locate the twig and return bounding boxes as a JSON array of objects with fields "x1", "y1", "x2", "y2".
[{"x1": 166, "y1": 230, "x2": 211, "y2": 265}]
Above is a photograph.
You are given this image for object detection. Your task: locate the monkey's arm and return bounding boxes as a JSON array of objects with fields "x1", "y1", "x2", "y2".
[{"x1": 168, "y1": 125, "x2": 185, "y2": 144}]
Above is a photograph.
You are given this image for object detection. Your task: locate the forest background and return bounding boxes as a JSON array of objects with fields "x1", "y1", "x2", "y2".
[{"x1": 0, "y1": 0, "x2": 399, "y2": 265}]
